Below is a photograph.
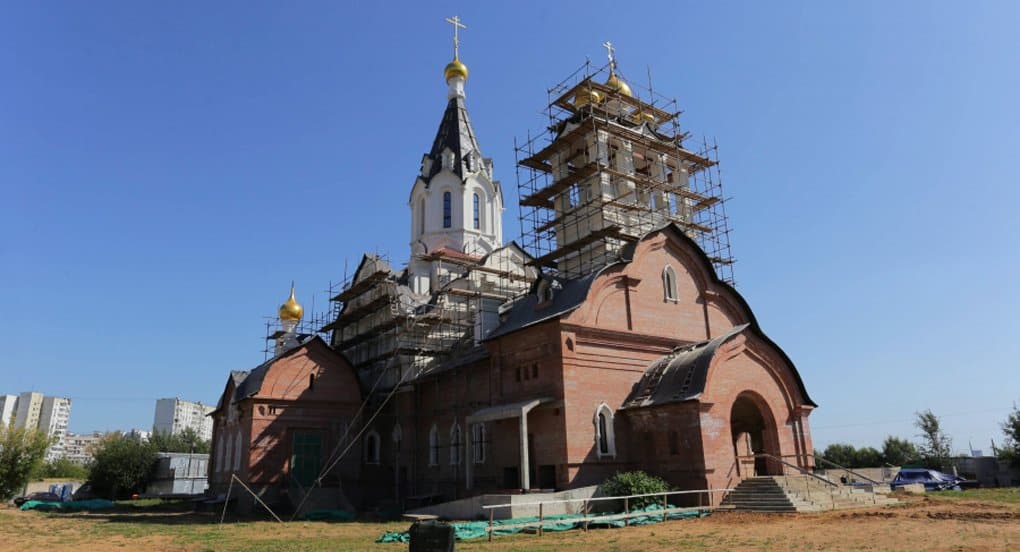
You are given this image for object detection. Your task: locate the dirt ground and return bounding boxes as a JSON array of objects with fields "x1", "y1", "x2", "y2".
[{"x1": 1, "y1": 490, "x2": 1018, "y2": 551}]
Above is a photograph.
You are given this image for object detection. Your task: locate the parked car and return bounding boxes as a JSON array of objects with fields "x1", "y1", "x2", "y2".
[
  {"x1": 12, "y1": 491, "x2": 62, "y2": 507},
  {"x1": 890, "y1": 468, "x2": 977, "y2": 491}
]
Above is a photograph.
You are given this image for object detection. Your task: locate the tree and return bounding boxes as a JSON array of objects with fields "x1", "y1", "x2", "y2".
[
  {"x1": 820, "y1": 443, "x2": 857, "y2": 467},
  {"x1": 40, "y1": 457, "x2": 90, "y2": 480},
  {"x1": 998, "y1": 404, "x2": 1020, "y2": 467},
  {"x1": 915, "y1": 409, "x2": 952, "y2": 467},
  {"x1": 0, "y1": 423, "x2": 52, "y2": 500},
  {"x1": 853, "y1": 446, "x2": 882, "y2": 468},
  {"x1": 881, "y1": 436, "x2": 920, "y2": 466},
  {"x1": 148, "y1": 427, "x2": 210, "y2": 454},
  {"x1": 88, "y1": 432, "x2": 158, "y2": 499}
]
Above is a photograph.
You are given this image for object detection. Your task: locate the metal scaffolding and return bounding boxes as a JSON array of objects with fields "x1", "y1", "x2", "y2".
[{"x1": 514, "y1": 60, "x2": 735, "y2": 284}]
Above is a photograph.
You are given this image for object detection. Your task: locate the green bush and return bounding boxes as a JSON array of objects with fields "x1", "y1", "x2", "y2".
[
  {"x1": 88, "y1": 432, "x2": 158, "y2": 499},
  {"x1": 598, "y1": 471, "x2": 670, "y2": 509},
  {"x1": 40, "y1": 457, "x2": 90, "y2": 480}
]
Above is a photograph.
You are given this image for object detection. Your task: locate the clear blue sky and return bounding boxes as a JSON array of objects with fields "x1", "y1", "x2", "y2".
[{"x1": 2, "y1": 1, "x2": 1018, "y2": 454}]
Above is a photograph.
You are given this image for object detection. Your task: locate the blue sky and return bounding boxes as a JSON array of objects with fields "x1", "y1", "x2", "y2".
[{"x1": 2, "y1": 1, "x2": 1018, "y2": 454}]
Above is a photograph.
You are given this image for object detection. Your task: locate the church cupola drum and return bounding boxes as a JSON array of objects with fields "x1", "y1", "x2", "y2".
[{"x1": 408, "y1": 16, "x2": 504, "y2": 295}]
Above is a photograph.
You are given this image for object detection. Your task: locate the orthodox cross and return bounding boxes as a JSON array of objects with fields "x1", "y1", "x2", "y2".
[
  {"x1": 446, "y1": 16, "x2": 467, "y2": 59},
  {"x1": 602, "y1": 40, "x2": 616, "y2": 69}
]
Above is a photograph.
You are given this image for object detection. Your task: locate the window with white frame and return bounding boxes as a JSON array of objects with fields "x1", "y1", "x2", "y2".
[
  {"x1": 428, "y1": 425, "x2": 439, "y2": 467},
  {"x1": 471, "y1": 423, "x2": 486, "y2": 464},
  {"x1": 594, "y1": 403, "x2": 616, "y2": 458},
  {"x1": 449, "y1": 423, "x2": 463, "y2": 465},
  {"x1": 364, "y1": 430, "x2": 381, "y2": 465},
  {"x1": 663, "y1": 265, "x2": 678, "y2": 302}
]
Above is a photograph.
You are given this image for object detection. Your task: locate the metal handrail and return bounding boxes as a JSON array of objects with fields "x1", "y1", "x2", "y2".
[{"x1": 810, "y1": 455, "x2": 883, "y2": 486}]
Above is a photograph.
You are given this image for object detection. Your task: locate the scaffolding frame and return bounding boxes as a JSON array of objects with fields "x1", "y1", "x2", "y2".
[{"x1": 514, "y1": 60, "x2": 735, "y2": 284}]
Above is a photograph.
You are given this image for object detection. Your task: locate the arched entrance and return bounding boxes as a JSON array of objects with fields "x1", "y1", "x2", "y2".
[{"x1": 730, "y1": 392, "x2": 782, "y2": 477}]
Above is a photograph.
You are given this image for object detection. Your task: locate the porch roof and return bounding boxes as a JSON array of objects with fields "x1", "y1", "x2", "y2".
[{"x1": 466, "y1": 397, "x2": 553, "y2": 424}]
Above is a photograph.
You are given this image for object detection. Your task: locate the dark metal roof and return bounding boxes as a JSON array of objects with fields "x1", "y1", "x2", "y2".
[
  {"x1": 621, "y1": 324, "x2": 748, "y2": 410},
  {"x1": 424, "y1": 97, "x2": 484, "y2": 181},
  {"x1": 483, "y1": 269, "x2": 606, "y2": 341}
]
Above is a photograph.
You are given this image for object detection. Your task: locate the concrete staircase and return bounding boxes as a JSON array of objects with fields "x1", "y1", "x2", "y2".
[{"x1": 721, "y1": 476, "x2": 898, "y2": 512}]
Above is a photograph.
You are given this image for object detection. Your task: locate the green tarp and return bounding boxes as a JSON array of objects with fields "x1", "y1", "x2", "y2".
[
  {"x1": 376, "y1": 504, "x2": 709, "y2": 543},
  {"x1": 19, "y1": 499, "x2": 116, "y2": 512}
]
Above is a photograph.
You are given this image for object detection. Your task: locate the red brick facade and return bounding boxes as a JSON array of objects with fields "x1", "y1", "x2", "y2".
[{"x1": 212, "y1": 226, "x2": 814, "y2": 511}]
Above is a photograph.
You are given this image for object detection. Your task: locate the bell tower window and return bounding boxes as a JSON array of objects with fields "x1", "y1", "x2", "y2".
[
  {"x1": 473, "y1": 193, "x2": 480, "y2": 230},
  {"x1": 443, "y1": 191, "x2": 452, "y2": 228},
  {"x1": 418, "y1": 198, "x2": 425, "y2": 235}
]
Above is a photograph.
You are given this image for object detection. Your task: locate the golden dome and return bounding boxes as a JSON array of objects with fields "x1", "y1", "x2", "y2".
[
  {"x1": 605, "y1": 72, "x2": 632, "y2": 97},
  {"x1": 444, "y1": 58, "x2": 468, "y2": 81},
  {"x1": 574, "y1": 85, "x2": 604, "y2": 108},
  {"x1": 278, "y1": 283, "x2": 303, "y2": 321},
  {"x1": 638, "y1": 111, "x2": 656, "y2": 124}
]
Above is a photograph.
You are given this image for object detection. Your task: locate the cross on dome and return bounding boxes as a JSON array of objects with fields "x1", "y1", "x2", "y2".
[{"x1": 446, "y1": 15, "x2": 466, "y2": 60}]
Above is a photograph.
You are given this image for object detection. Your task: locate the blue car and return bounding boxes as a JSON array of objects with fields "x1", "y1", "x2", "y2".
[{"x1": 890, "y1": 468, "x2": 974, "y2": 491}]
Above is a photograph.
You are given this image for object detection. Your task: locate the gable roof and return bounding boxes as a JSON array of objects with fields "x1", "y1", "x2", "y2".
[{"x1": 483, "y1": 222, "x2": 816, "y2": 407}]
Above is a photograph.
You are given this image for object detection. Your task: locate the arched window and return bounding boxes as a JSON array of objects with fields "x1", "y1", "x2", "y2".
[
  {"x1": 392, "y1": 424, "x2": 402, "y2": 455},
  {"x1": 232, "y1": 432, "x2": 242, "y2": 471},
  {"x1": 449, "y1": 423, "x2": 463, "y2": 465},
  {"x1": 443, "y1": 191, "x2": 452, "y2": 228},
  {"x1": 472, "y1": 192, "x2": 480, "y2": 230},
  {"x1": 594, "y1": 403, "x2": 616, "y2": 458},
  {"x1": 215, "y1": 432, "x2": 224, "y2": 473},
  {"x1": 364, "y1": 430, "x2": 381, "y2": 465},
  {"x1": 418, "y1": 198, "x2": 425, "y2": 235},
  {"x1": 428, "y1": 425, "x2": 439, "y2": 467},
  {"x1": 471, "y1": 423, "x2": 486, "y2": 464},
  {"x1": 223, "y1": 432, "x2": 234, "y2": 474},
  {"x1": 663, "y1": 265, "x2": 678, "y2": 302}
]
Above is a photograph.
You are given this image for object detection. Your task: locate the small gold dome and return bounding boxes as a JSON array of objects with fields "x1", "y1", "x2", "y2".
[
  {"x1": 444, "y1": 58, "x2": 468, "y2": 81},
  {"x1": 574, "y1": 85, "x2": 604, "y2": 108},
  {"x1": 279, "y1": 284, "x2": 303, "y2": 321},
  {"x1": 638, "y1": 111, "x2": 656, "y2": 124},
  {"x1": 605, "y1": 72, "x2": 633, "y2": 97}
]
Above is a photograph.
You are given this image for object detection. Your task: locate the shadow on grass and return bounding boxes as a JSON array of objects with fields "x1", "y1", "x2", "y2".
[{"x1": 48, "y1": 500, "x2": 284, "y2": 526}]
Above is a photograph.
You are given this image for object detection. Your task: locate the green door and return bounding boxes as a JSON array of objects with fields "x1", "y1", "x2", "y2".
[{"x1": 291, "y1": 431, "x2": 323, "y2": 487}]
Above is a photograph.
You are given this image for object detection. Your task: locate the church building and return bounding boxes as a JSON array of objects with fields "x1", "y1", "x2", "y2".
[{"x1": 209, "y1": 22, "x2": 816, "y2": 514}]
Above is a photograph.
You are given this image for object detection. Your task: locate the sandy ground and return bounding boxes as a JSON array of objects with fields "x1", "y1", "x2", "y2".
[{"x1": 1, "y1": 493, "x2": 1017, "y2": 551}]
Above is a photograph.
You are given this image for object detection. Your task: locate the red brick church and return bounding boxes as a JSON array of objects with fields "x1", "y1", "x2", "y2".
[{"x1": 209, "y1": 34, "x2": 816, "y2": 513}]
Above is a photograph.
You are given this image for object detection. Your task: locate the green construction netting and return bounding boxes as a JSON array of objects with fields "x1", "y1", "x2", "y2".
[
  {"x1": 19, "y1": 499, "x2": 116, "y2": 512},
  {"x1": 376, "y1": 504, "x2": 709, "y2": 543}
]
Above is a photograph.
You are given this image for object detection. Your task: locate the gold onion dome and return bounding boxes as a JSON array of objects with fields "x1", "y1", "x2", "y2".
[
  {"x1": 444, "y1": 58, "x2": 468, "y2": 81},
  {"x1": 278, "y1": 284, "x2": 303, "y2": 321},
  {"x1": 605, "y1": 71, "x2": 633, "y2": 97},
  {"x1": 574, "y1": 85, "x2": 604, "y2": 108}
]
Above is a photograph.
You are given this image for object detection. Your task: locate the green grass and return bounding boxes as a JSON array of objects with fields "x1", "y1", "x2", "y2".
[{"x1": 926, "y1": 487, "x2": 1020, "y2": 505}]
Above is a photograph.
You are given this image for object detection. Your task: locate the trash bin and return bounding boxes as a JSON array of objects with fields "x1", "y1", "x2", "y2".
[{"x1": 408, "y1": 520, "x2": 455, "y2": 552}]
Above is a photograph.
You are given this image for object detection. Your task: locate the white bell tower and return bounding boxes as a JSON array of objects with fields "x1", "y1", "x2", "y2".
[{"x1": 407, "y1": 16, "x2": 503, "y2": 295}]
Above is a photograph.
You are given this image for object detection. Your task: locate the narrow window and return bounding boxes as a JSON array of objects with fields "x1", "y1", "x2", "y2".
[
  {"x1": 443, "y1": 191, "x2": 452, "y2": 228},
  {"x1": 418, "y1": 198, "x2": 425, "y2": 235},
  {"x1": 516, "y1": 367, "x2": 521, "y2": 382},
  {"x1": 598, "y1": 413, "x2": 610, "y2": 455},
  {"x1": 308, "y1": 373, "x2": 315, "y2": 390},
  {"x1": 594, "y1": 404, "x2": 616, "y2": 458},
  {"x1": 669, "y1": 431, "x2": 680, "y2": 455},
  {"x1": 428, "y1": 425, "x2": 439, "y2": 466},
  {"x1": 531, "y1": 363, "x2": 538, "y2": 379},
  {"x1": 663, "y1": 265, "x2": 678, "y2": 302},
  {"x1": 365, "y1": 431, "x2": 380, "y2": 464},
  {"x1": 450, "y1": 423, "x2": 463, "y2": 465},
  {"x1": 233, "y1": 432, "x2": 242, "y2": 471},
  {"x1": 472, "y1": 423, "x2": 486, "y2": 464},
  {"x1": 473, "y1": 193, "x2": 480, "y2": 229}
]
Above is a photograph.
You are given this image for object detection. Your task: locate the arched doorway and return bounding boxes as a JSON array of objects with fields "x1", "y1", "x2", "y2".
[{"x1": 730, "y1": 392, "x2": 781, "y2": 477}]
